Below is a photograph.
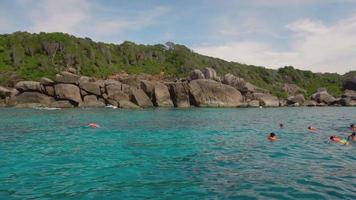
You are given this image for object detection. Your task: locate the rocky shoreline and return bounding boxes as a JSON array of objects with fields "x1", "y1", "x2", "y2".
[{"x1": 0, "y1": 67, "x2": 355, "y2": 109}]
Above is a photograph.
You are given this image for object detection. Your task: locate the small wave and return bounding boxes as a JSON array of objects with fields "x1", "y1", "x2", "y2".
[
  {"x1": 106, "y1": 105, "x2": 118, "y2": 109},
  {"x1": 33, "y1": 107, "x2": 61, "y2": 110}
]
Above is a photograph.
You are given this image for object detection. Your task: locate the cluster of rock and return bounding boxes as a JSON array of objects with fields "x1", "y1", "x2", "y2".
[{"x1": 0, "y1": 67, "x2": 355, "y2": 108}]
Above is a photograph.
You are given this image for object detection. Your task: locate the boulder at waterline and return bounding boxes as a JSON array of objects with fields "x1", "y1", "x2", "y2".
[
  {"x1": 50, "y1": 100, "x2": 75, "y2": 108},
  {"x1": 153, "y1": 82, "x2": 174, "y2": 107},
  {"x1": 168, "y1": 82, "x2": 190, "y2": 108},
  {"x1": 287, "y1": 94, "x2": 305, "y2": 105},
  {"x1": 130, "y1": 88, "x2": 153, "y2": 108},
  {"x1": 311, "y1": 89, "x2": 336, "y2": 105},
  {"x1": 118, "y1": 100, "x2": 140, "y2": 109},
  {"x1": 54, "y1": 84, "x2": 82, "y2": 105},
  {"x1": 8, "y1": 92, "x2": 54, "y2": 107},
  {"x1": 189, "y1": 79, "x2": 242, "y2": 107},
  {"x1": 251, "y1": 93, "x2": 279, "y2": 107},
  {"x1": 247, "y1": 100, "x2": 260, "y2": 107},
  {"x1": 81, "y1": 95, "x2": 106, "y2": 107},
  {"x1": 140, "y1": 80, "x2": 155, "y2": 100},
  {"x1": 303, "y1": 100, "x2": 317, "y2": 107}
]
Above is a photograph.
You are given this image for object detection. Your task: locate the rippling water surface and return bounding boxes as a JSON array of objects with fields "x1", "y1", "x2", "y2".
[{"x1": 0, "y1": 107, "x2": 355, "y2": 199}]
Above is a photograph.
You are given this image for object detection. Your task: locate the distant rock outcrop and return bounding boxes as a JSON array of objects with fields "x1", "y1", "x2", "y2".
[{"x1": 189, "y1": 79, "x2": 242, "y2": 107}]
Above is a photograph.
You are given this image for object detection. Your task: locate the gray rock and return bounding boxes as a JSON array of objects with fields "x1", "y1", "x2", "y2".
[
  {"x1": 50, "y1": 100, "x2": 75, "y2": 108},
  {"x1": 287, "y1": 94, "x2": 305, "y2": 105},
  {"x1": 342, "y1": 89, "x2": 356, "y2": 100},
  {"x1": 107, "y1": 90, "x2": 130, "y2": 102},
  {"x1": 130, "y1": 88, "x2": 153, "y2": 108},
  {"x1": 303, "y1": 100, "x2": 317, "y2": 107},
  {"x1": 118, "y1": 100, "x2": 140, "y2": 109},
  {"x1": 153, "y1": 82, "x2": 173, "y2": 107},
  {"x1": 54, "y1": 84, "x2": 82, "y2": 104},
  {"x1": 202, "y1": 67, "x2": 217, "y2": 80},
  {"x1": 283, "y1": 83, "x2": 305, "y2": 96},
  {"x1": 40, "y1": 77, "x2": 55, "y2": 86},
  {"x1": 311, "y1": 89, "x2": 336, "y2": 105},
  {"x1": 140, "y1": 80, "x2": 155, "y2": 100},
  {"x1": 251, "y1": 93, "x2": 280, "y2": 107},
  {"x1": 44, "y1": 86, "x2": 55, "y2": 97},
  {"x1": 168, "y1": 82, "x2": 190, "y2": 107},
  {"x1": 248, "y1": 100, "x2": 260, "y2": 107},
  {"x1": 10, "y1": 92, "x2": 54, "y2": 106},
  {"x1": 55, "y1": 72, "x2": 79, "y2": 84},
  {"x1": 15, "y1": 81, "x2": 42, "y2": 92},
  {"x1": 189, "y1": 79, "x2": 242, "y2": 107},
  {"x1": 189, "y1": 69, "x2": 205, "y2": 80},
  {"x1": 79, "y1": 81, "x2": 101, "y2": 96},
  {"x1": 66, "y1": 67, "x2": 77, "y2": 74},
  {"x1": 81, "y1": 95, "x2": 106, "y2": 107},
  {"x1": 0, "y1": 86, "x2": 12, "y2": 98}
]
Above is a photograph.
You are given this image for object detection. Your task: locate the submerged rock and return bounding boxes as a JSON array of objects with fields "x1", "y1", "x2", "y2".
[
  {"x1": 189, "y1": 79, "x2": 242, "y2": 107},
  {"x1": 50, "y1": 100, "x2": 75, "y2": 108}
]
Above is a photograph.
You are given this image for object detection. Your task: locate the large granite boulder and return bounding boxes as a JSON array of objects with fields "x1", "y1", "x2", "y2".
[
  {"x1": 251, "y1": 93, "x2": 280, "y2": 107},
  {"x1": 247, "y1": 100, "x2": 260, "y2": 107},
  {"x1": 0, "y1": 86, "x2": 12, "y2": 98},
  {"x1": 81, "y1": 95, "x2": 106, "y2": 107},
  {"x1": 343, "y1": 77, "x2": 356, "y2": 91},
  {"x1": 311, "y1": 88, "x2": 336, "y2": 105},
  {"x1": 15, "y1": 81, "x2": 42, "y2": 92},
  {"x1": 79, "y1": 81, "x2": 102, "y2": 96},
  {"x1": 189, "y1": 69, "x2": 205, "y2": 80},
  {"x1": 105, "y1": 81, "x2": 130, "y2": 97},
  {"x1": 55, "y1": 72, "x2": 79, "y2": 84},
  {"x1": 303, "y1": 100, "x2": 317, "y2": 107},
  {"x1": 202, "y1": 67, "x2": 217, "y2": 80},
  {"x1": 54, "y1": 84, "x2": 82, "y2": 105},
  {"x1": 50, "y1": 100, "x2": 75, "y2": 108},
  {"x1": 140, "y1": 80, "x2": 173, "y2": 107},
  {"x1": 222, "y1": 73, "x2": 266, "y2": 94},
  {"x1": 153, "y1": 82, "x2": 174, "y2": 107},
  {"x1": 9, "y1": 92, "x2": 54, "y2": 107},
  {"x1": 283, "y1": 83, "x2": 305, "y2": 96},
  {"x1": 130, "y1": 88, "x2": 153, "y2": 108},
  {"x1": 118, "y1": 100, "x2": 140, "y2": 109},
  {"x1": 43, "y1": 86, "x2": 55, "y2": 97},
  {"x1": 168, "y1": 82, "x2": 190, "y2": 107},
  {"x1": 189, "y1": 79, "x2": 242, "y2": 107},
  {"x1": 287, "y1": 94, "x2": 305, "y2": 105},
  {"x1": 340, "y1": 89, "x2": 356, "y2": 106},
  {"x1": 140, "y1": 80, "x2": 155, "y2": 100}
]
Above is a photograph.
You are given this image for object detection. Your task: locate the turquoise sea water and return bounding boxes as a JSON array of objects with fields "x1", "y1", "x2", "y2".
[{"x1": 0, "y1": 107, "x2": 355, "y2": 200}]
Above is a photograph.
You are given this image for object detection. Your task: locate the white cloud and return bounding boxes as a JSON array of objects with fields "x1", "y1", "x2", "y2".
[
  {"x1": 195, "y1": 15, "x2": 356, "y2": 74},
  {"x1": 25, "y1": 0, "x2": 90, "y2": 33},
  {"x1": 93, "y1": 6, "x2": 169, "y2": 35}
]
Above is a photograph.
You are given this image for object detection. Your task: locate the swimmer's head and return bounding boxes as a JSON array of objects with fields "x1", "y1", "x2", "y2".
[
  {"x1": 270, "y1": 133, "x2": 276, "y2": 137},
  {"x1": 330, "y1": 136, "x2": 335, "y2": 140},
  {"x1": 352, "y1": 132, "x2": 356, "y2": 136}
]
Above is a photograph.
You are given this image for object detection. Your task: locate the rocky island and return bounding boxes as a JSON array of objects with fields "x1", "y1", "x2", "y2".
[{"x1": 0, "y1": 67, "x2": 355, "y2": 109}]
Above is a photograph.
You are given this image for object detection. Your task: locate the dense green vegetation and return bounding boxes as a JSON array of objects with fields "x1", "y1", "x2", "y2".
[{"x1": 0, "y1": 32, "x2": 353, "y2": 98}]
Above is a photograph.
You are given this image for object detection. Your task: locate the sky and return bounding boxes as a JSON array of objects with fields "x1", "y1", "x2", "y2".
[{"x1": 1, "y1": 0, "x2": 356, "y2": 74}]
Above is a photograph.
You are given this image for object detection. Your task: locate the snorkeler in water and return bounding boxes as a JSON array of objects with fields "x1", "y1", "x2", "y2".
[
  {"x1": 350, "y1": 124, "x2": 356, "y2": 132},
  {"x1": 308, "y1": 126, "x2": 318, "y2": 132},
  {"x1": 329, "y1": 135, "x2": 348, "y2": 145},
  {"x1": 347, "y1": 132, "x2": 356, "y2": 142},
  {"x1": 268, "y1": 133, "x2": 278, "y2": 141},
  {"x1": 279, "y1": 123, "x2": 284, "y2": 129},
  {"x1": 88, "y1": 122, "x2": 100, "y2": 128}
]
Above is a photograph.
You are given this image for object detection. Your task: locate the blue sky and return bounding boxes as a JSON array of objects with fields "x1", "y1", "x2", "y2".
[{"x1": 1, "y1": 0, "x2": 356, "y2": 73}]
